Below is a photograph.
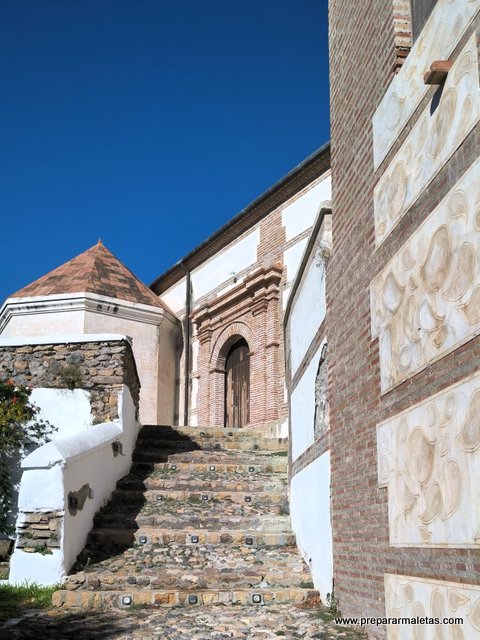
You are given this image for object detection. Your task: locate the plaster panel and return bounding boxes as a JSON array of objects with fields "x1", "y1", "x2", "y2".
[
  {"x1": 289, "y1": 256, "x2": 327, "y2": 375},
  {"x1": 291, "y1": 348, "x2": 322, "y2": 460},
  {"x1": 371, "y1": 158, "x2": 480, "y2": 391},
  {"x1": 373, "y1": 0, "x2": 480, "y2": 169},
  {"x1": 0, "y1": 309, "x2": 85, "y2": 337},
  {"x1": 377, "y1": 372, "x2": 480, "y2": 547},
  {"x1": 384, "y1": 574, "x2": 480, "y2": 640},
  {"x1": 374, "y1": 34, "x2": 480, "y2": 246},
  {"x1": 290, "y1": 452, "x2": 333, "y2": 602},
  {"x1": 282, "y1": 176, "x2": 331, "y2": 242},
  {"x1": 191, "y1": 229, "x2": 260, "y2": 302},
  {"x1": 31, "y1": 388, "x2": 92, "y2": 437},
  {"x1": 160, "y1": 278, "x2": 187, "y2": 315},
  {"x1": 284, "y1": 238, "x2": 309, "y2": 288}
]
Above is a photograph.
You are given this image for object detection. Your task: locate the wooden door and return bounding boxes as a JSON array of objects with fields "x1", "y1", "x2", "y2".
[{"x1": 225, "y1": 339, "x2": 250, "y2": 428}]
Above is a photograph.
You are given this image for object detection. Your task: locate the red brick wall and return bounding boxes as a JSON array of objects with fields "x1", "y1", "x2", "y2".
[{"x1": 328, "y1": 0, "x2": 480, "y2": 632}]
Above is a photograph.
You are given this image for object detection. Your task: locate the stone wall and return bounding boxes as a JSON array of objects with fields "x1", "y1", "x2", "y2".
[
  {"x1": 16, "y1": 512, "x2": 62, "y2": 554},
  {"x1": 0, "y1": 339, "x2": 140, "y2": 424}
]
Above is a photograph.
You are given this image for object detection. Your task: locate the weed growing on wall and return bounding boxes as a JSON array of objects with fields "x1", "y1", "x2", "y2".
[{"x1": 0, "y1": 380, "x2": 56, "y2": 535}]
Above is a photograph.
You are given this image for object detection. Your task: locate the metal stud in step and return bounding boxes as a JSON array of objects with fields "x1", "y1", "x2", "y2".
[
  {"x1": 156, "y1": 494, "x2": 163, "y2": 501},
  {"x1": 170, "y1": 465, "x2": 177, "y2": 470},
  {"x1": 228, "y1": 432, "x2": 233, "y2": 436},
  {"x1": 245, "y1": 496, "x2": 252, "y2": 503},
  {"x1": 209, "y1": 465, "x2": 216, "y2": 471},
  {"x1": 253, "y1": 444, "x2": 259, "y2": 450},
  {"x1": 252, "y1": 594, "x2": 263, "y2": 604},
  {"x1": 248, "y1": 467, "x2": 255, "y2": 473},
  {"x1": 202, "y1": 495, "x2": 209, "y2": 501},
  {"x1": 121, "y1": 595, "x2": 133, "y2": 606},
  {"x1": 215, "y1": 443, "x2": 221, "y2": 449},
  {"x1": 200, "y1": 432, "x2": 205, "y2": 436},
  {"x1": 139, "y1": 535, "x2": 148, "y2": 545},
  {"x1": 245, "y1": 536, "x2": 254, "y2": 546},
  {"x1": 188, "y1": 594, "x2": 198, "y2": 605},
  {"x1": 191, "y1": 535, "x2": 199, "y2": 544}
]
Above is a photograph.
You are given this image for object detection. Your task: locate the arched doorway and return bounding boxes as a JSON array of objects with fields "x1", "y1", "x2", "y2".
[{"x1": 224, "y1": 338, "x2": 250, "y2": 428}]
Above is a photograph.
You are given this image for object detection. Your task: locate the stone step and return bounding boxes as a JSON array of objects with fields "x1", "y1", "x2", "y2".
[
  {"x1": 87, "y1": 527, "x2": 296, "y2": 549},
  {"x1": 93, "y1": 509, "x2": 291, "y2": 532},
  {"x1": 131, "y1": 450, "x2": 288, "y2": 469},
  {"x1": 52, "y1": 587, "x2": 320, "y2": 609},
  {"x1": 110, "y1": 489, "x2": 287, "y2": 506},
  {"x1": 116, "y1": 473, "x2": 286, "y2": 493},
  {"x1": 133, "y1": 437, "x2": 288, "y2": 455},
  {"x1": 139, "y1": 425, "x2": 286, "y2": 442}
]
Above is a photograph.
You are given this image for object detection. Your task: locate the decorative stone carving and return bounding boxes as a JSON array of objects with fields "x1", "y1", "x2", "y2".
[
  {"x1": 373, "y1": 0, "x2": 480, "y2": 169},
  {"x1": 371, "y1": 158, "x2": 480, "y2": 391},
  {"x1": 374, "y1": 34, "x2": 480, "y2": 246},
  {"x1": 384, "y1": 574, "x2": 480, "y2": 640},
  {"x1": 377, "y1": 372, "x2": 480, "y2": 547}
]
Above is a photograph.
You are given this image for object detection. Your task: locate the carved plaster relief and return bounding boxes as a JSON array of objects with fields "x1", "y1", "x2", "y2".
[
  {"x1": 385, "y1": 574, "x2": 480, "y2": 640},
  {"x1": 377, "y1": 372, "x2": 480, "y2": 547},
  {"x1": 371, "y1": 158, "x2": 480, "y2": 392},
  {"x1": 374, "y1": 34, "x2": 480, "y2": 246},
  {"x1": 373, "y1": 0, "x2": 480, "y2": 169}
]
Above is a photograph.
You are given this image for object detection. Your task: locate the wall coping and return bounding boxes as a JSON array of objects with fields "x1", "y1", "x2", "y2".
[{"x1": 0, "y1": 334, "x2": 132, "y2": 348}]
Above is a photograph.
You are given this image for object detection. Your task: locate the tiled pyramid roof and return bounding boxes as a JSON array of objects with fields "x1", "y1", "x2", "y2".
[{"x1": 12, "y1": 241, "x2": 166, "y2": 310}]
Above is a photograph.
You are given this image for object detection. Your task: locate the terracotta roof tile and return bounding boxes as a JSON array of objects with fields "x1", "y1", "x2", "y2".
[{"x1": 12, "y1": 241, "x2": 166, "y2": 310}]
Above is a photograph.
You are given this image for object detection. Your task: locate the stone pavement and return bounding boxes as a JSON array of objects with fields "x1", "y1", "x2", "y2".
[
  {"x1": 2, "y1": 426, "x2": 366, "y2": 638},
  {"x1": 2, "y1": 604, "x2": 366, "y2": 639}
]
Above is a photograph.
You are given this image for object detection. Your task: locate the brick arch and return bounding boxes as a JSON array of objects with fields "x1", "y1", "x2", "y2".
[{"x1": 210, "y1": 321, "x2": 254, "y2": 371}]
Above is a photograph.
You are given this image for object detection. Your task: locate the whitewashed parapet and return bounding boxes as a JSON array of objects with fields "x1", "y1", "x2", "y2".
[
  {"x1": 371, "y1": 158, "x2": 480, "y2": 392},
  {"x1": 384, "y1": 574, "x2": 480, "y2": 640},
  {"x1": 377, "y1": 372, "x2": 480, "y2": 547},
  {"x1": 374, "y1": 34, "x2": 480, "y2": 247},
  {"x1": 9, "y1": 385, "x2": 139, "y2": 586},
  {"x1": 373, "y1": 0, "x2": 480, "y2": 170}
]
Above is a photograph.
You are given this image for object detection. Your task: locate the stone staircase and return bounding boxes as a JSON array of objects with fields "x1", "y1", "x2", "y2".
[{"x1": 52, "y1": 425, "x2": 320, "y2": 610}]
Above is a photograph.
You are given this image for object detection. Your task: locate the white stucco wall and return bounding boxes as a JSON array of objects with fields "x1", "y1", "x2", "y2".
[
  {"x1": 30, "y1": 388, "x2": 92, "y2": 438},
  {"x1": 282, "y1": 176, "x2": 331, "y2": 242},
  {"x1": 290, "y1": 452, "x2": 333, "y2": 602},
  {"x1": 284, "y1": 238, "x2": 309, "y2": 291},
  {"x1": 289, "y1": 258, "x2": 327, "y2": 375},
  {"x1": 9, "y1": 385, "x2": 139, "y2": 586},
  {"x1": 160, "y1": 278, "x2": 187, "y2": 316},
  {"x1": 191, "y1": 228, "x2": 260, "y2": 302},
  {"x1": 1, "y1": 308, "x2": 85, "y2": 337},
  {"x1": 290, "y1": 347, "x2": 323, "y2": 461}
]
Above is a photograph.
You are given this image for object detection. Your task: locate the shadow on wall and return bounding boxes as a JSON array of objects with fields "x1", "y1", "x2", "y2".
[{"x1": 71, "y1": 426, "x2": 200, "y2": 568}]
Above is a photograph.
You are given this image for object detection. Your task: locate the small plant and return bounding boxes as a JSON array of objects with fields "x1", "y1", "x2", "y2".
[
  {"x1": 326, "y1": 591, "x2": 340, "y2": 616},
  {"x1": 300, "y1": 581, "x2": 314, "y2": 589},
  {"x1": 60, "y1": 364, "x2": 83, "y2": 389}
]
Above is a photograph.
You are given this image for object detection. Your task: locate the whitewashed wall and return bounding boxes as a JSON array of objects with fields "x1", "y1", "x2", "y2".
[
  {"x1": 9, "y1": 384, "x2": 139, "y2": 586},
  {"x1": 290, "y1": 453, "x2": 333, "y2": 601}
]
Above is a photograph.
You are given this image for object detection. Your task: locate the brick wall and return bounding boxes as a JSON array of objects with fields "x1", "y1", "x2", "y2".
[{"x1": 328, "y1": 0, "x2": 480, "y2": 633}]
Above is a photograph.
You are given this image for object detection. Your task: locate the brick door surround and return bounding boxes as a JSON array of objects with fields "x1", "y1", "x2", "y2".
[{"x1": 192, "y1": 264, "x2": 283, "y2": 427}]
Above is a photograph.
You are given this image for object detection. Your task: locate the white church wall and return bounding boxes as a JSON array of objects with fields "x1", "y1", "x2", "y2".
[
  {"x1": 9, "y1": 385, "x2": 139, "y2": 586},
  {"x1": 290, "y1": 452, "x2": 333, "y2": 602},
  {"x1": 289, "y1": 253, "x2": 327, "y2": 374},
  {"x1": 160, "y1": 277, "x2": 187, "y2": 315},
  {"x1": 282, "y1": 175, "x2": 331, "y2": 242},
  {"x1": 0, "y1": 305, "x2": 85, "y2": 337},
  {"x1": 190, "y1": 228, "x2": 260, "y2": 303},
  {"x1": 290, "y1": 349, "x2": 322, "y2": 461}
]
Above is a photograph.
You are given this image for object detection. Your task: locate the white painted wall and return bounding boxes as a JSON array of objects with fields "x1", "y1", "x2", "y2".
[
  {"x1": 30, "y1": 388, "x2": 92, "y2": 438},
  {"x1": 160, "y1": 278, "x2": 187, "y2": 316},
  {"x1": 191, "y1": 228, "x2": 260, "y2": 302},
  {"x1": 9, "y1": 385, "x2": 139, "y2": 586},
  {"x1": 290, "y1": 452, "x2": 333, "y2": 602},
  {"x1": 284, "y1": 238, "x2": 309, "y2": 291},
  {"x1": 290, "y1": 347, "x2": 322, "y2": 461},
  {"x1": 282, "y1": 176, "x2": 331, "y2": 242},
  {"x1": 290, "y1": 257, "x2": 327, "y2": 375},
  {"x1": 1, "y1": 309, "x2": 85, "y2": 337}
]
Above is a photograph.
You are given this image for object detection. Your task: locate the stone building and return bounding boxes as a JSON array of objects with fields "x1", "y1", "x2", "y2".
[{"x1": 327, "y1": 0, "x2": 480, "y2": 635}]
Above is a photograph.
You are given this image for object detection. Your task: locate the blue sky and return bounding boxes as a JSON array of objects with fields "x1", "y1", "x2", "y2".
[{"x1": 0, "y1": 0, "x2": 330, "y2": 305}]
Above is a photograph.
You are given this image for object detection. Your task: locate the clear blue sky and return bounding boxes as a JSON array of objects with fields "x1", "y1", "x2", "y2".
[{"x1": 0, "y1": 0, "x2": 330, "y2": 305}]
